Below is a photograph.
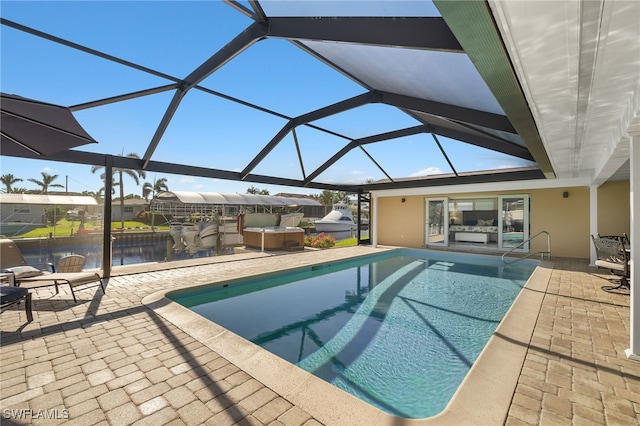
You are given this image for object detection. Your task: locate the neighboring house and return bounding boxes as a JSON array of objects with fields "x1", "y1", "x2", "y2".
[
  {"x1": 0, "y1": 193, "x2": 98, "y2": 224},
  {"x1": 0, "y1": 193, "x2": 99, "y2": 236},
  {"x1": 0, "y1": 199, "x2": 46, "y2": 225},
  {"x1": 102, "y1": 199, "x2": 149, "y2": 222}
]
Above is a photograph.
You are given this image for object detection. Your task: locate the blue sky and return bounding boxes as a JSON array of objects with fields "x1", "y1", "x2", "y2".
[{"x1": 0, "y1": 1, "x2": 535, "y2": 197}]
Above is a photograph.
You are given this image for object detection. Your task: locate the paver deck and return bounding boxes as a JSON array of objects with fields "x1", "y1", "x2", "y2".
[{"x1": 1, "y1": 247, "x2": 638, "y2": 425}]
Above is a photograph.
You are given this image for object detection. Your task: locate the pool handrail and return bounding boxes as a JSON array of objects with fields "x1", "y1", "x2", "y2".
[{"x1": 502, "y1": 230, "x2": 551, "y2": 264}]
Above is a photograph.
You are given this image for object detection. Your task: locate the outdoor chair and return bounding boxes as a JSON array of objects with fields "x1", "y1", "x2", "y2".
[
  {"x1": 591, "y1": 235, "x2": 630, "y2": 292},
  {"x1": 0, "y1": 239, "x2": 104, "y2": 302},
  {"x1": 598, "y1": 232, "x2": 629, "y2": 245},
  {"x1": 56, "y1": 255, "x2": 85, "y2": 273},
  {"x1": 0, "y1": 238, "x2": 54, "y2": 281},
  {"x1": 0, "y1": 286, "x2": 33, "y2": 322},
  {"x1": 17, "y1": 255, "x2": 105, "y2": 303}
]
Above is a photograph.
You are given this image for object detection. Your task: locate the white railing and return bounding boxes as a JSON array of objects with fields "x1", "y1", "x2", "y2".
[{"x1": 502, "y1": 230, "x2": 551, "y2": 264}]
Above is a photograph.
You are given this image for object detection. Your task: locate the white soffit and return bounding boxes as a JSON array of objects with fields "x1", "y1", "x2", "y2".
[{"x1": 489, "y1": 0, "x2": 640, "y2": 184}]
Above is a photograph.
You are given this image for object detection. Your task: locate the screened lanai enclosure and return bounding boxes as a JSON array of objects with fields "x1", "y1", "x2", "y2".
[
  {"x1": 1, "y1": 1, "x2": 549, "y2": 186},
  {"x1": 2, "y1": 1, "x2": 556, "y2": 274},
  {"x1": 3, "y1": 0, "x2": 640, "y2": 373}
]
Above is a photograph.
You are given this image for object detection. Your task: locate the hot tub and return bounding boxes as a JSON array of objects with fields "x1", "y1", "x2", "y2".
[{"x1": 242, "y1": 226, "x2": 305, "y2": 250}]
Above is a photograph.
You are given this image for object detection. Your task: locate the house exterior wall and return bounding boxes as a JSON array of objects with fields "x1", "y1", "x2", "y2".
[
  {"x1": 0, "y1": 203, "x2": 46, "y2": 224},
  {"x1": 597, "y1": 180, "x2": 631, "y2": 237},
  {"x1": 528, "y1": 187, "x2": 590, "y2": 258},
  {"x1": 108, "y1": 202, "x2": 147, "y2": 222},
  {"x1": 375, "y1": 184, "x2": 629, "y2": 259},
  {"x1": 111, "y1": 207, "x2": 145, "y2": 222},
  {"x1": 377, "y1": 196, "x2": 425, "y2": 248}
]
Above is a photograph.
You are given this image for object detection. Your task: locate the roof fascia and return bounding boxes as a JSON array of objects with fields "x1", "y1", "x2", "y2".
[
  {"x1": 0, "y1": 193, "x2": 98, "y2": 205},
  {"x1": 364, "y1": 168, "x2": 546, "y2": 192},
  {"x1": 434, "y1": 0, "x2": 555, "y2": 177},
  {"x1": 371, "y1": 175, "x2": 592, "y2": 198}
]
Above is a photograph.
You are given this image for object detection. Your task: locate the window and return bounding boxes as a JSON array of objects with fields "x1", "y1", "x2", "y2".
[{"x1": 13, "y1": 205, "x2": 30, "y2": 214}]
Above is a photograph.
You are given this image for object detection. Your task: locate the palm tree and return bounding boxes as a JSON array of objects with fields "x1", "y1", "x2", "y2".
[
  {"x1": 318, "y1": 190, "x2": 347, "y2": 205},
  {"x1": 81, "y1": 189, "x2": 97, "y2": 198},
  {"x1": 0, "y1": 173, "x2": 23, "y2": 193},
  {"x1": 246, "y1": 185, "x2": 269, "y2": 195},
  {"x1": 142, "y1": 177, "x2": 169, "y2": 232},
  {"x1": 142, "y1": 177, "x2": 169, "y2": 201},
  {"x1": 92, "y1": 153, "x2": 146, "y2": 231},
  {"x1": 97, "y1": 179, "x2": 118, "y2": 201},
  {"x1": 142, "y1": 183, "x2": 152, "y2": 201},
  {"x1": 27, "y1": 172, "x2": 64, "y2": 194}
]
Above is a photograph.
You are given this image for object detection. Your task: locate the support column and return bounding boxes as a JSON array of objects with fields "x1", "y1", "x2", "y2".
[
  {"x1": 589, "y1": 185, "x2": 598, "y2": 266},
  {"x1": 102, "y1": 155, "x2": 113, "y2": 278},
  {"x1": 627, "y1": 133, "x2": 640, "y2": 361},
  {"x1": 371, "y1": 194, "x2": 378, "y2": 248}
]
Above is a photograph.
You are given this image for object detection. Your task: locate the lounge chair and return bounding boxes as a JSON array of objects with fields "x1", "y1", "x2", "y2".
[
  {"x1": 591, "y1": 235, "x2": 630, "y2": 291},
  {"x1": 0, "y1": 239, "x2": 104, "y2": 302},
  {"x1": 0, "y1": 238, "x2": 54, "y2": 281},
  {"x1": 0, "y1": 286, "x2": 33, "y2": 322}
]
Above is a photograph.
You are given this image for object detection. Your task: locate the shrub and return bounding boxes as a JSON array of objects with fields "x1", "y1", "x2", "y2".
[{"x1": 304, "y1": 232, "x2": 336, "y2": 249}]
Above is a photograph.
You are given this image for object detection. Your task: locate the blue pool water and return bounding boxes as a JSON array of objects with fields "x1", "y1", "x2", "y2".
[{"x1": 170, "y1": 249, "x2": 537, "y2": 418}]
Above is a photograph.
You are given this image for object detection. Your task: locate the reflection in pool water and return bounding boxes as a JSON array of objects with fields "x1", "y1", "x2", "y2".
[{"x1": 171, "y1": 249, "x2": 537, "y2": 418}]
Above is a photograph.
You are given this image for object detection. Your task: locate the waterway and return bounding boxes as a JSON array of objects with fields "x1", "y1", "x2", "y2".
[{"x1": 17, "y1": 229, "x2": 369, "y2": 269}]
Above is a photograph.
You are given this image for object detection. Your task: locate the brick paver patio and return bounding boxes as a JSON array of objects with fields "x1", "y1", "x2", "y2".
[{"x1": 1, "y1": 248, "x2": 638, "y2": 425}]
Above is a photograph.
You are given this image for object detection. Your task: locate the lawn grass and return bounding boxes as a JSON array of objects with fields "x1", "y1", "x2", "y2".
[
  {"x1": 16, "y1": 219, "x2": 168, "y2": 238},
  {"x1": 335, "y1": 237, "x2": 357, "y2": 247}
]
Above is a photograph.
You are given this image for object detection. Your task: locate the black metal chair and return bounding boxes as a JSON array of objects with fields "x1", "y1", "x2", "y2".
[
  {"x1": 597, "y1": 232, "x2": 629, "y2": 245},
  {"x1": 0, "y1": 286, "x2": 33, "y2": 322},
  {"x1": 591, "y1": 235, "x2": 630, "y2": 292}
]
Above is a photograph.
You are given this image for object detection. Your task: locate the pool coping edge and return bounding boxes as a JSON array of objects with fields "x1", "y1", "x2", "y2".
[{"x1": 141, "y1": 249, "x2": 552, "y2": 426}]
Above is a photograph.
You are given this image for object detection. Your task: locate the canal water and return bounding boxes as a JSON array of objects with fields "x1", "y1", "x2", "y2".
[
  {"x1": 19, "y1": 229, "x2": 369, "y2": 269},
  {"x1": 19, "y1": 237, "x2": 211, "y2": 269}
]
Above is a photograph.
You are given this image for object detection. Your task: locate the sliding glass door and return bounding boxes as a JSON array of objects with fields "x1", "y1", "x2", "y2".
[
  {"x1": 425, "y1": 198, "x2": 448, "y2": 246},
  {"x1": 499, "y1": 195, "x2": 529, "y2": 250}
]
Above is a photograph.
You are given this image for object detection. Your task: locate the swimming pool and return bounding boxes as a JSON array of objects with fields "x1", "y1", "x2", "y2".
[{"x1": 168, "y1": 248, "x2": 537, "y2": 419}]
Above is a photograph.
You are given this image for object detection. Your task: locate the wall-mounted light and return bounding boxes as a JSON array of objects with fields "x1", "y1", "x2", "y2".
[
  {"x1": 562, "y1": 191, "x2": 569, "y2": 198},
  {"x1": 401, "y1": 198, "x2": 406, "y2": 203}
]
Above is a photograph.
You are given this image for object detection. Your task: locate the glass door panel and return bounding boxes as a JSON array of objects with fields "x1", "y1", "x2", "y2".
[
  {"x1": 499, "y1": 195, "x2": 529, "y2": 250},
  {"x1": 426, "y1": 198, "x2": 448, "y2": 246}
]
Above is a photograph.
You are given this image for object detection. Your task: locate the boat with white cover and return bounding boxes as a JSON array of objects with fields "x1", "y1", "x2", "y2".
[
  {"x1": 181, "y1": 222, "x2": 201, "y2": 255},
  {"x1": 199, "y1": 223, "x2": 218, "y2": 248},
  {"x1": 313, "y1": 204, "x2": 357, "y2": 233},
  {"x1": 169, "y1": 222, "x2": 184, "y2": 251}
]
